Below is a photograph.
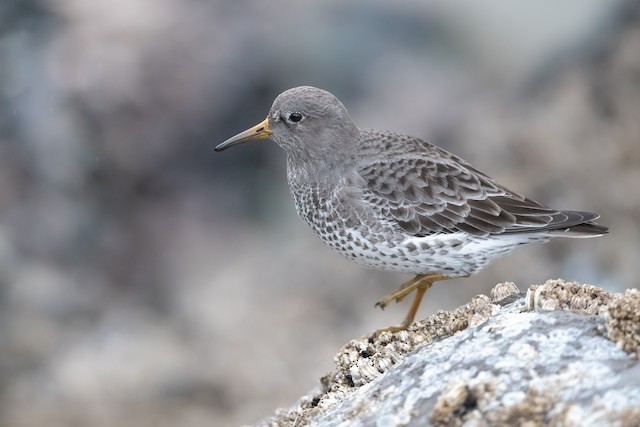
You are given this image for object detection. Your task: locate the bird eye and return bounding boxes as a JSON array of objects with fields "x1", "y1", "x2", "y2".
[{"x1": 288, "y1": 112, "x2": 303, "y2": 123}]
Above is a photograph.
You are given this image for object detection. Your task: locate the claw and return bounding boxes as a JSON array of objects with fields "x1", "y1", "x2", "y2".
[{"x1": 375, "y1": 297, "x2": 392, "y2": 309}]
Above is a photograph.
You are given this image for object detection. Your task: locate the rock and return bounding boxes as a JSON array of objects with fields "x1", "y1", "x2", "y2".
[{"x1": 254, "y1": 280, "x2": 640, "y2": 427}]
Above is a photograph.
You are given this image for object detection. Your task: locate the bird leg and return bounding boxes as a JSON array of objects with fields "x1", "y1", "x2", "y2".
[
  {"x1": 374, "y1": 273, "x2": 452, "y2": 334},
  {"x1": 375, "y1": 273, "x2": 450, "y2": 309}
]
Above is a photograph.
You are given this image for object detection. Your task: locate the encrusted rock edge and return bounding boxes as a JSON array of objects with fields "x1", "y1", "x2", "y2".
[{"x1": 252, "y1": 280, "x2": 640, "y2": 427}]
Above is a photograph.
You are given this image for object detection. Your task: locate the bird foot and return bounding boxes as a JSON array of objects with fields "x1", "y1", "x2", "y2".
[
  {"x1": 374, "y1": 275, "x2": 433, "y2": 311},
  {"x1": 372, "y1": 274, "x2": 453, "y2": 338},
  {"x1": 374, "y1": 298, "x2": 390, "y2": 310}
]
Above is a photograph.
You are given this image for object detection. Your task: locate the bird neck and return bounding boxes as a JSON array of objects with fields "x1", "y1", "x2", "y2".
[
  {"x1": 285, "y1": 126, "x2": 360, "y2": 186},
  {"x1": 286, "y1": 149, "x2": 355, "y2": 187}
]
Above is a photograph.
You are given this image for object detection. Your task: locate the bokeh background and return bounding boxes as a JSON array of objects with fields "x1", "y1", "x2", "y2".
[{"x1": 1, "y1": 0, "x2": 638, "y2": 426}]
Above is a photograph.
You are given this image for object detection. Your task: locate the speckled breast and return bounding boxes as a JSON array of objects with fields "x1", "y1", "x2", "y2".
[{"x1": 287, "y1": 181, "x2": 536, "y2": 277}]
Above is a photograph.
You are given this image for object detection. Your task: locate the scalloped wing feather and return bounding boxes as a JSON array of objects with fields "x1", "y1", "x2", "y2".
[{"x1": 344, "y1": 130, "x2": 607, "y2": 238}]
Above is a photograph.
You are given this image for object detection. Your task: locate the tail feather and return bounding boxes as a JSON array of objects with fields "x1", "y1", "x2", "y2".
[
  {"x1": 545, "y1": 210, "x2": 608, "y2": 238},
  {"x1": 503, "y1": 209, "x2": 609, "y2": 238},
  {"x1": 547, "y1": 221, "x2": 609, "y2": 238}
]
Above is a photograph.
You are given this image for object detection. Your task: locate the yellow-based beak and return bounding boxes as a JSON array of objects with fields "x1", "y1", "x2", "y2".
[{"x1": 215, "y1": 118, "x2": 272, "y2": 152}]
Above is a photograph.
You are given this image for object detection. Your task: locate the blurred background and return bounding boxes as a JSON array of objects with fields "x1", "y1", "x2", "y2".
[{"x1": 0, "y1": 0, "x2": 638, "y2": 426}]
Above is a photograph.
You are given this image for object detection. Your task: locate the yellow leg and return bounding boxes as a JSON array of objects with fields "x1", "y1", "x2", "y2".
[
  {"x1": 374, "y1": 273, "x2": 453, "y2": 335},
  {"x1": 374, "y1": 275, "x2": 426, "y2": 309}
]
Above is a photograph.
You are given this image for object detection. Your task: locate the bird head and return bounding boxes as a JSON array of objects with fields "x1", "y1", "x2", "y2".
[{"x1": 215, "y1": 86, "x2": 360, "y2": 173}]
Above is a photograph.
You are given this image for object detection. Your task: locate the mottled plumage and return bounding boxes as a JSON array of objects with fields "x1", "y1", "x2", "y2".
[{"x1": 216, "y1": 86, "x2": 608, "y2": 333}]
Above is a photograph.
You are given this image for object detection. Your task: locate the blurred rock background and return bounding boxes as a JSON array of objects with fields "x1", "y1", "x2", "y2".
[{"x1": 0, "y1": 0, "x2": 637, "y2": 426}]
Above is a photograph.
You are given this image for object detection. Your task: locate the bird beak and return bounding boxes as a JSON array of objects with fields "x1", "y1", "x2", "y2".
[{"x1": 215, "y1": 118, "x2": 272, "y2": 152}]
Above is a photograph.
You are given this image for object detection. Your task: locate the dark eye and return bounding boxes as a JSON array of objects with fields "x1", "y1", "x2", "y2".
[{"x1": 288, "y1": 112, "x2": 303, "y2": 123}]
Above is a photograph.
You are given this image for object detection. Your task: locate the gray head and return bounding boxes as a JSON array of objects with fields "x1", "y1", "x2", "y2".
[{"x1": 215, "y1": 86, "x2": 360, "y2": 172}]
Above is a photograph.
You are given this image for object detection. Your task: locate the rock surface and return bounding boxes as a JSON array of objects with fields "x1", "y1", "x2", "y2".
[{"x1": 254, "y1": 280, "x2": 640, "y2": 427}]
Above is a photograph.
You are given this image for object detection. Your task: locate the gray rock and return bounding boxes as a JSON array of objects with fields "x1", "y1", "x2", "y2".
[{"x1": 256, "y1": 280, "x2": 640, "y2": 427}]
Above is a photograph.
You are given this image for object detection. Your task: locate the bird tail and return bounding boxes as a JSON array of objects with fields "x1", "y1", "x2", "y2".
[{"x1": 546, "y1": 211, "x2": 609, "y2": 238}]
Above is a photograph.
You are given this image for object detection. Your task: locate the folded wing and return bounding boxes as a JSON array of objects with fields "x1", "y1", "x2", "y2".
[{"x1": 346, "y1": 133, "x2": 607, "y2": 238}]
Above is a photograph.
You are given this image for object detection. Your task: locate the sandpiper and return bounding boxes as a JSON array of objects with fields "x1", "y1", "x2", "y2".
[{"x1": 215, "y1": 86, "x2": 608, "y2": 333}]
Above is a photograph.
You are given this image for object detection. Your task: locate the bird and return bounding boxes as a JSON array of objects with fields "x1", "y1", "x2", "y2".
[{"x1": 215, "y1": 86, "x2": 608, "y2": 334}]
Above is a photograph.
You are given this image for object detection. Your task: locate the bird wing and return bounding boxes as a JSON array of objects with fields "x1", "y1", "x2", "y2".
[{"x1": 345, "y1": 132, "x2": 598, "y2": 238}]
